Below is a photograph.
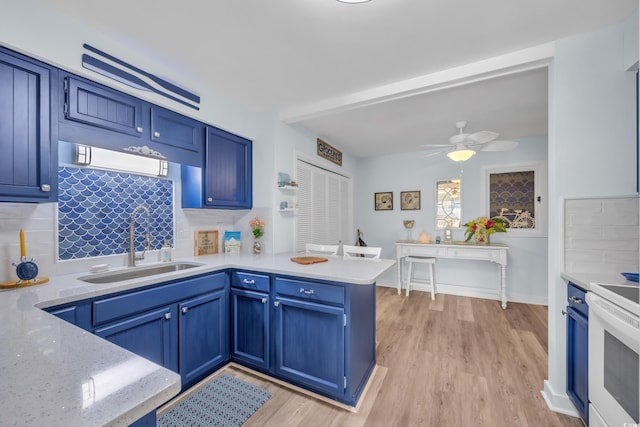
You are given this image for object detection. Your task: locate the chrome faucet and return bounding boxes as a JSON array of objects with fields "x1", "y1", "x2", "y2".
[{"x1": 129, "y1": 205, "x2": 151, "y2": 267}]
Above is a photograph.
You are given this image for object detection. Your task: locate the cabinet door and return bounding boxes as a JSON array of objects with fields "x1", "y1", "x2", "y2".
[
  {"x1": 274, "y1": 296, "x2": 345, "y2": 398},
  {"x1": 94, "y1": 306, "x2": 176, "y2": 371},
  {"x1": 231, "y1": 288, "x2": 270, "y2": 370},
  {"x1": 150, "y1": 106, "x2": 204, "y2": 157},
  {"x1": 566, "y1": 306, "x2": 589, "y2": 424},
  {"x1": 179, "y1": 289, "x2": 229, "y2": 388},
  {"x1": 64, "y1": 76, "x2": 143, "y2": 137},
  {"x1": 0, "y1": 49, "x2": 54, "y2": 202},
  {"x1": 204, "y1": 126, "x2": 252, "y2": 209}
]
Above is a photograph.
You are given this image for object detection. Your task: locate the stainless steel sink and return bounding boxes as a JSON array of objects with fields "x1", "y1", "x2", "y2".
[{"x1": 78, "y1": 262, "x2": 204, "y2": 284}]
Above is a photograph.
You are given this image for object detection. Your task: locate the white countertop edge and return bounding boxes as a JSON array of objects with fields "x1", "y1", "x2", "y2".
[{"x1": 560, "y1": 271, "x2": 631, "y2": 291}]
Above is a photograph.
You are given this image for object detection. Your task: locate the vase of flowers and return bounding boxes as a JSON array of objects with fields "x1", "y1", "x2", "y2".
[
  {"x1": 249, "y1": 216, "x2": 265, "y2": 254},
  {"x1": 463, "y1": 216, "x2": 506, "y2": 244}
]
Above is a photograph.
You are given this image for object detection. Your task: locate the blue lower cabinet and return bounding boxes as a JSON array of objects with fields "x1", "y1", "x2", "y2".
[
  {"x1": 231, "y1": 288, "x2": 270, "y2": 370},
  {"x1": 566, "y1": 282, "x2": 588, "y2": 425},
  {"x1": 274, "y1": 295, "x2": 345, "y2": 398},
  {"x1": 95, "y1": 306, "x2": 176, "y2": 371},
  {"x1": 179, "y1": 289, "x2": 229, "y2": 389}
]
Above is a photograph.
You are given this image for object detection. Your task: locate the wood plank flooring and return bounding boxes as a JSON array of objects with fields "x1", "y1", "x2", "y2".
[{"x1": 213, "y1": 287, "x2": 584, "y2": 426}]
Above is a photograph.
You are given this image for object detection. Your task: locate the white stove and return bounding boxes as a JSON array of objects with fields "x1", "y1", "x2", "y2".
[{"x1": 587, "y1": 281, "x2": 640, "y2": 427}]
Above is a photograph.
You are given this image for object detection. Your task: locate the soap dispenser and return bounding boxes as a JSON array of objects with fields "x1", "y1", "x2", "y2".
[{"x1": 161, "y1": 239, "x2": 172, "y2": 262}]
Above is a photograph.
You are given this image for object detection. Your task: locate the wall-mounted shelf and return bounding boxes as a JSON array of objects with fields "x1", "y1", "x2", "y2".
[{"x1": 278, "y1": 185, "x2": 298, "y2": 191}]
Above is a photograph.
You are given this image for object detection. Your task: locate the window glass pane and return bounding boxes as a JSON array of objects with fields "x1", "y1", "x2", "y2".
[{"x1": 436, "y1": 179, "x2": 461, "y2": 229}]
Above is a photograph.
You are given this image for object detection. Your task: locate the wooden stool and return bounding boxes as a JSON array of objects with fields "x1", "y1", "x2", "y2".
[{"x1": 405, "y1": 256, "x2": 436, "y2": 299}]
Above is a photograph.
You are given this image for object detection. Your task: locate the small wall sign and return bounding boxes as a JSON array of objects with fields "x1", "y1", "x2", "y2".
[{"x1": 317, "y1": 139, "x2": 342, "y2": 166}]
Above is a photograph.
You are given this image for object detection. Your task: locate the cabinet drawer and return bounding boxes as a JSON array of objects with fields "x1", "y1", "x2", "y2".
[
  {"x1": 399, "y1": 245, "x2": 445, "y2": 257},
  {"x1": 275, "y1": 278, "x2": 344, "y2": 306},
  {"x1": 232, "y1": 271, "x2": 270, "y2": 292},
  {"x1": 567, "y1": 282, "x2": 588, "y2": 317},
  {"x1": 93, "y1": 272, "x2": 227, "y2": 325},
  {"x1": 446, "y1": 247, "x2": 501, "y2": 260}
]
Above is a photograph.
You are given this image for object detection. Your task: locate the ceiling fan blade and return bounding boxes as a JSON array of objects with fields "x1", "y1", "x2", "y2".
[
  {"x1": 480, "y1": 140, "x2": 519, "y2": 151},
  {"x1": 466, "y1": 130, "x2": 498, "y2": 144},
  {"x1": 422, "y1": 150, "x2": 445, "y2": 158},
  {"x1": 421, "y1": 143, "x2": 454, "y2": 148},
  {"x1": 449, "y1": 133, "x2": 468, "y2": 144}
]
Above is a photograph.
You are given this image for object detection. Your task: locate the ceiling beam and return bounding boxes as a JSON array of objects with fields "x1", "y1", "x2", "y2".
[{"x1": 279, "y1": 42, "x2": 555, "y2": 124}]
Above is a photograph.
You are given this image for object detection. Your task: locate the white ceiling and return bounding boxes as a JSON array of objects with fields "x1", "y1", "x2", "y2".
[{"x1": 40, "y1": 0, "x2": 637, "y2": 158}]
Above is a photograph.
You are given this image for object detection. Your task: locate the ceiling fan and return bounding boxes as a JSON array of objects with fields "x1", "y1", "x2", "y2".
[{"x1": 423, "y1": 121, "x2": 519, "y2": 161}]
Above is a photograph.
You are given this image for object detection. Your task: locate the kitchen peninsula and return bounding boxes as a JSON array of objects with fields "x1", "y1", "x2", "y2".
[{"x1": 0, "y1": 253, "x2": 394, "y2": 426}]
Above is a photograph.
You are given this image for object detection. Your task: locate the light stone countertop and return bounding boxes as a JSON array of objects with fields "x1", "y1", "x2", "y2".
[
  {"x1": 560, "y1": 271, "x2": 630, "y2": 291},
  {"x1": 0, "y1": 253, "x2": 395, "y2": 426}
]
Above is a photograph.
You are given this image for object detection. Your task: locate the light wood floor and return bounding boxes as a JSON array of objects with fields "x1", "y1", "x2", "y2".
[{"x1": 218, "y1": 287, "x2": 584, "y2": 426}]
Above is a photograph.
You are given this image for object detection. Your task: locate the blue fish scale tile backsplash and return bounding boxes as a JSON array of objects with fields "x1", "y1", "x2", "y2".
[{"x1": 58, "y1": 167, "x2": 173, "y2": 260}]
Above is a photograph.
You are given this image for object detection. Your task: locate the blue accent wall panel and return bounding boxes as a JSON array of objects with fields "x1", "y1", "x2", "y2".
[{"x1": 58, "y1": 167, "x2": 173, "y2": 260}]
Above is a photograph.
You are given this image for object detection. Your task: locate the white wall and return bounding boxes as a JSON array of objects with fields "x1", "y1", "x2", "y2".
[
  {"x1": 544, "y1": 21, "x2": 638, "y2": 415},
  {"x1": 355, "y1": 136, "x2": 549, "y2": 303}
]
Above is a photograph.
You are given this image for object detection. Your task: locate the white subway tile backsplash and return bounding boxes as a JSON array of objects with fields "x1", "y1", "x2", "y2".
[
  {"x1": 564, "y1": 199, "x2": 604, "y2": 215},
  {"x1": 564, "y1": 196, "x2": 639, "y2": 274}
]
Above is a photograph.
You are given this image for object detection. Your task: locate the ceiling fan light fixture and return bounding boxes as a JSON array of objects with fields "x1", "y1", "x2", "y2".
[{"x1": 447, "y1": 149, "x2": 476, "y2": 162}]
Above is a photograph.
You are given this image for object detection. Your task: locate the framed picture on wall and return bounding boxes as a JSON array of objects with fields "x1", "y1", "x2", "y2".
[
  {"x1": 401, "y1": 191, "x2": 421, "y2": 210},
  {"x1": 194, "y1": 230, "x2": 219, "y2": 255},
  {"x1": 481, "y1": 161, "x2": 548, "y2": 237},
  {"x1": 374, "y1": 192, "x2": 393, "y2": 210}
]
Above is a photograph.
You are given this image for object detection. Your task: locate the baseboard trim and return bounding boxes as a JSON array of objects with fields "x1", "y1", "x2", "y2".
[
  {"x1": 541, "y1": 380, "x2": 580, "y2": 418},
  {"x1": 376, "y1": 281, "x2": 548, "y2": 306}
]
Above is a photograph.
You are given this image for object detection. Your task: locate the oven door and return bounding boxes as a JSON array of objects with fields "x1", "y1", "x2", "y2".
[{"x1": 586, "y1": 292, "x2": 640, "y2": 426}]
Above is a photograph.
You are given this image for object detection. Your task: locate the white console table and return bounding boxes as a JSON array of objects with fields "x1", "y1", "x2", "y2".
[{"x1": 395, "y1": 240, "x2": 509, "y2": 309}]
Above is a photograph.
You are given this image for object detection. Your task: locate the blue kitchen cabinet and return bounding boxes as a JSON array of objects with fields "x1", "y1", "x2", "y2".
[
  {"x1": 566, "y1": 282, "x2": 589, "y2": 425},
  {"x1": 231, "y1": 271, "x2": 271, "y2": 370},
  {"x1": 179, "y1": 289, "x2": 229, "y2": 389},
  {"x1": 181, "y1": 126, "x2": 253, "y2": 209},
  {"x1": 150, "y1": 105, "x2": 205, "y2": 166},
  {"x1": 63, "y1": 75, "x2": 144, "y2": 137},
  {"x1": 59, "y1": 72, "x2": 204, "y2": 167},
  {"x1": 0, "y1": 47, "x2": 56, "y2": 202},
  {"x1": 46, "y1": 272, "x2": 229, "y2": 394},
  {"x1": 95, "y1": 306, "x2": 176, "y2": 370},
  {"x1": 274, "y1": 277, "x2": 346, "y2": 399}
]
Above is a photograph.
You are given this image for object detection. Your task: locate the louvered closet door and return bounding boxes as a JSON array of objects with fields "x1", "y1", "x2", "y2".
[{"x1": 295, "y1": 159, "x2": 352, "y2": 253}]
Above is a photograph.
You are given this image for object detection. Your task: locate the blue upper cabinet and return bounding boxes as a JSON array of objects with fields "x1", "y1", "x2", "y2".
[
  {"x1": 59, "y1": 72, "x2": 204, "y2": 167},
  {"x1": 64, "y1": 76, "x2": 144, "y2": 137},
  {"x1": 181, "y1": 126, "x2": 253, "y2": 209},
  {"x1": 204, "y1": 127, "x2": 252, "y2": 209},
  {"x1": 150, "y1": 105, "x2": 205, "y2": 166},
  {"x1": 0, "y1": 48, "x2": 56, "y2": 202}
]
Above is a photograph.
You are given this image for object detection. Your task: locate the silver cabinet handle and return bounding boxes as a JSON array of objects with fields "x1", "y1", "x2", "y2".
[
  {"x1": 41, "y1": 184, "x2": 51, "y2": 192},
  {"x1": 207, "y1": 197, "x2": 213, "y2": 202},
  {"x1": 274, "y1": 301, "x2": 280, "y2": 307},
  {"x1": 136, "y1": 126, "x2": 144, "y2": 133},
  {"x1": 261, "y1": 298, "x2": 267, "y2": 304},
  {"x1": 182, "y1": 307, "x2": 189, "y2": 314},
  {"x1": 299, "y1": 288, "x2": 314, "y2": 295},
  {"x1": 243, "y1": 279, "x2": 255, "y2": 285},
  {"x1": 561, "y1": 310, "x2": 567, "y2": 316},
  {"x1": 165, "y1": 312, "x2": 172, "y2": 320},
  {"x1": 569, "y1": 296, "x2": 583, "y2": 304},
  {"x1": 153, "y1": 131, "x2": 161, "y2": 138}
]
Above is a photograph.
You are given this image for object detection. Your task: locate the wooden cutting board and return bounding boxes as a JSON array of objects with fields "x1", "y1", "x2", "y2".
[{"x1": 290, "y1": 256, "x2": 328, "y2": 265}]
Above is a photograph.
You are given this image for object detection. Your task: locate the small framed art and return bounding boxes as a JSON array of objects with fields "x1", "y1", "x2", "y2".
[
  {"x1": 375, "y1": 192, "x2": 393, "y2": 211},
  {"x1": 401, "y1": 191, "x2": 421, "y2": 210},
  {"x1": 194, "y1": 230, "x2": 219, "y2": 256}
]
